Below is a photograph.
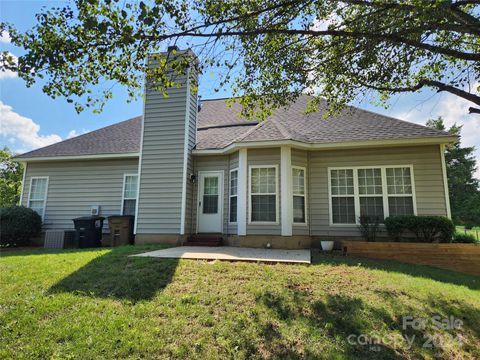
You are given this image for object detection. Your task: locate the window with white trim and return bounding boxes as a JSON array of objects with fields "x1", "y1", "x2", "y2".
[
  {"x1": 28, "y1": 177, "x2": 48, "y2": 219},
  {"x1": 229, "y1": 169, "x2": 238, "y2": 223},
  {"x1": 250, "y1": 166, "x2": 277, "y2": 222},
  {"x1": 292, "y1": 167, "x2": 306, "y2": 223},
  {"x1": 386, "y1": 167, "x2": 414, "y2": 216},
  {"x1": 329, "y1": 166, "x2": 415, "y2": 224},
  {"x1": 122, "y1": 174, "x2": 138, "y2": 216},
  {"x1": 330, "y1": 169, "x2": 355, "y2": 224},
  {"x1": 358, "y1": 168, "x2": 384, "y2": 221}
]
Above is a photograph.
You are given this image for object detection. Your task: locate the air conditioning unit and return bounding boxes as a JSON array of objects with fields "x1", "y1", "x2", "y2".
[{"x1": 90, "y1": 205, "x2": 100, "y2": 216}]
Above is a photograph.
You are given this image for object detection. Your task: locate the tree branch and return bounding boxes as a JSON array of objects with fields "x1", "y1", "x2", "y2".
[
  {"x1": 359, "y1": 79, "x2": 480, "y2": 108},
  {"x1": 157, "y1": 28, "x2": 480, "y2": 62}
]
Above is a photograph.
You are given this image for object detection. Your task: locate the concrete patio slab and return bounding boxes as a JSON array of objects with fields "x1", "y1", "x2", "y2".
[{"x1": 132, "y1": 246, "x2": 311, "y2": 264}]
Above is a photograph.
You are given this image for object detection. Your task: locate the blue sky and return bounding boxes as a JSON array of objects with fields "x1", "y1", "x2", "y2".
[{"x1": 1, "y1": 0, "x2": 479, "y2": 178}]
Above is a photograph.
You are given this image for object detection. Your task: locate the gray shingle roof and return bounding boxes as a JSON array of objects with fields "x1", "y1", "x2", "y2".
[
  {"x1": 16, "y1": 116, "x2": 142, "y2": 158},
  {"x1": 16, "y1": 96, "x2": 452, "y2": 159}
]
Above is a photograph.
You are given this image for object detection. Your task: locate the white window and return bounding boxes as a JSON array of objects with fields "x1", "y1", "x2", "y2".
[
  {"x1": 292, "y1": 166, "x2": 307, "y2": 224},
  {"x1": 329, "y1": 166, "x2": 416, "y2": 225},
  {"x1": 249, "y1": 166, "x2": 278, "y2": 223},
  {"x1": 358, "y1": 168, "x2": 384, "y2": 221},
  {"x1": 122, "y1": 174, "x2": 138, "y2": 216},
  {"x1": 330, "y1": 169, "x2": 355, "y2": 224},
  {"x1": 229, "y1": 169, "x2": 238, "y2": 223},
  {"x1": 386, "y1": 167, "x2": 415, "y2": 216},
  {"x1": 28, "y1": 177, "x2": 48, "y2": 220}
]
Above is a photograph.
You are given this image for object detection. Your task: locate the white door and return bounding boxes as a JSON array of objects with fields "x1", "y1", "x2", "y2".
[{"x1": 197, "y1": 172, "x2": 223, "y2": 233}]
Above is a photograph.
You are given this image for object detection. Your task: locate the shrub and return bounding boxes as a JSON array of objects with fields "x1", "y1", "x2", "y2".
[
  {"x1": 0, "y1": 206, "x2": 42, "y2": 246},
  {"x1": 451, "y1": 233, "x2": 479, "y2": 244},
  {"x1": 358, "y1": 215, "x2": 380, "y2": 242},
  {"x1": 385, "y1": 215, "x2": 455, "y2": 243}
]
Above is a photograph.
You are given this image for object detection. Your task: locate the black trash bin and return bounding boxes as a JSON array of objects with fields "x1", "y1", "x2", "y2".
[{"x1": 72, "y1": 216, "x2": 105, "y2": 248}]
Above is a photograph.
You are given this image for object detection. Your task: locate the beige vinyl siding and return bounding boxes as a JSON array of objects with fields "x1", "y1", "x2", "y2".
[
  {"x1": 192, "y1": 155, "x2": 229, "y2": 233},
  {"x1": 291, "y1": 149, "x2": 309, "y2": 236},
  {"x1": 309, "y1": 145, "x2": 447, "y2": 238},
  {"x1": 184, "y1": 80, "x2": 198, "y2": 235},
  {"x1": 247, "y1": 148, "x2": 281, "y2": 235},
  {"x1": 21, "y1": 158, "x2": 138, "y2": 231},
  {"x1": 136, "y1": 60, "x2": 196, "y2": 235}
]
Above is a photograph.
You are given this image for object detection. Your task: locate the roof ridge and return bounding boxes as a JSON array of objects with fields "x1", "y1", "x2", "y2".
[
  {"x1": 230, "y1": 119, "x2": 269, "y2": 145},
  {"x1": 341, "y1": 105, "x2": 451, "y2": 136},
  {"x1": 271, "y1": 119, "x2": 292, "y2": 139}
]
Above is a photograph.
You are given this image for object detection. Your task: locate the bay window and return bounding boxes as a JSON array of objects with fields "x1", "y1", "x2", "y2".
[
  {"x1": 229, "y1": 169, "x2": 238, "y2": 223},
  {"x1": 329, "y1": 166, "x2": 415, "y2": 225},
  {"x1": 292, "y1": 166, "x2": 307, "y2": 224},
  {"x1": 249, "y1": 166, "x2": 278, "y2": 223}
]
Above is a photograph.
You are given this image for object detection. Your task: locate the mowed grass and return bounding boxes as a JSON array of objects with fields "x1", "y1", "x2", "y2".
[
  {"x1": 456, "y1": 226, "x2": 480, "y2": 240},
  {"x1": 0, "y1": 245, "x2": 479, "y2": 359}
]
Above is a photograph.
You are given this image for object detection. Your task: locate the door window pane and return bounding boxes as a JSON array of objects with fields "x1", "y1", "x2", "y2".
[
  {"x1": 203, "y1": 176, "x2": 219, "y2": 214},
  {"x1": 204, "y1": 177, "x2": 219, "y2": 195}
]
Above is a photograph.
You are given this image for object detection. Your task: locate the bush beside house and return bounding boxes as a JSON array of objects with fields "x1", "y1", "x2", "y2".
[
  {"x1": 0, "y1": 206, "x2": 42, "y2": 247},
  {"x1": 384, "y1": 215, "x2": 455, "y2": 243}
]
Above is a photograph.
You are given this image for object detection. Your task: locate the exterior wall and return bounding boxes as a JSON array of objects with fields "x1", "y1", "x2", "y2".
[
  {"x1": 136, "y1": 52, "x2": 197, "y2": 236},
  {"x1": 247, "y1": 148, "x2": 281, "y2": 235},
  {"x1": 309, "y1": 145, "x2": 448, "y2": 238},
  {"x1": 21, "y1": 158, "x2": 138, "y2": 231},
  {"x1": 21, "y1": 144, "x2": 448, "y2": 246}
]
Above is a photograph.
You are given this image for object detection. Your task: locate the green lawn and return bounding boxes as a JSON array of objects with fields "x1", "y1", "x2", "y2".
[
  {"x1": 1, "y1": 246, "x2": 479, "y2": 359},
  {"x1": 456, "y1": 226, "x2": 480, "y2": 240}
]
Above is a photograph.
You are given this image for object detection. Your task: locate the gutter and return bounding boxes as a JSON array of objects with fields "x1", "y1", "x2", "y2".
[
  {"x1": 13, "y1": 152, "x2": 140, "y2": 162},
  {"x1": 192, "y1": 136, "x2": 458, "y2": 156}
]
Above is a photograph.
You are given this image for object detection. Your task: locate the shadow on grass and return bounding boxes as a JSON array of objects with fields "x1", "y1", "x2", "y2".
[
  {"x1": 48, "y1": 246, "x2": 178, "y2": 302},
  {"x1": 254, "y1": 287, "x2": 480, "y2": 359},
  {"x1": 312, "y1": 250, "x2": 480, "y2": 291}
]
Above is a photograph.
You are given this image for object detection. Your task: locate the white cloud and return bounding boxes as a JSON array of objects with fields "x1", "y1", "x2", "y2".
[
  {"x1": 0, "y1": 101, "x2": 62, "y2": 150},
  {"x1": 0, "y1": 52, "x2": 18, "y2": 79},
  {"x1": 67, "y1": 129, "x2": 89, "y2": 139},
  {"x1": 391, "y1": 91, "x2": 480, "y2": 180},
  {"x1": 0, "y1": 31, "x2": 11, "y2": 44}
]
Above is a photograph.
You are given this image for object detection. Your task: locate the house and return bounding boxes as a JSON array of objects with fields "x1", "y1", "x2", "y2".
[{"x1": 15, "y1": 49, "x2": 456, "y2": 248}]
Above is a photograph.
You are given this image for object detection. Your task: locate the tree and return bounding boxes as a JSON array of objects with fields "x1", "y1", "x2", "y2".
[
  {"x1": 426, "y1": 117, "x2": 480, "y2": 227},
  {"x1": 1, "y1": 0, "x2": 479, "y2": 118},
  {"x1": 0, "y1": 147, "x2": 24, "y2": 208}
]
